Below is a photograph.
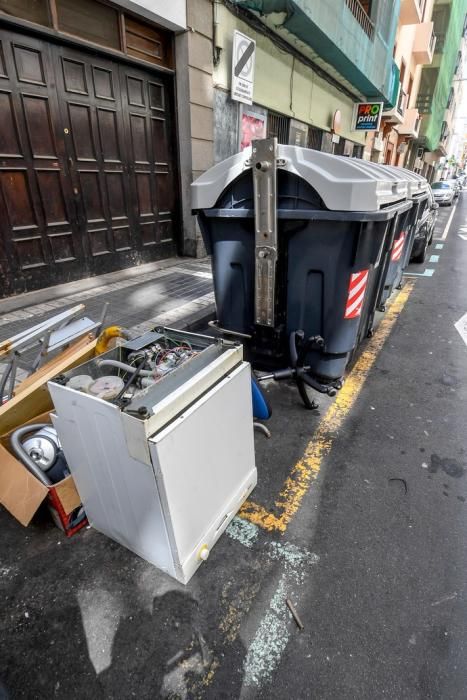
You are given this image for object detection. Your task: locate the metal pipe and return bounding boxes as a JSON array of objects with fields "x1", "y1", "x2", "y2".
[
  {"x1": 113, "y1": 358, "x2": 147, "y2": 405},
  {"x1": 0, "y1": 362, "x2": 12, "y2": 403},
  {"x1": 95, "y1": 359, "x2": 153, "y2": 377},
  {"x1": 208, "y1": 320, "x2": 253, "y2": 339},
  {"x1": 212, "y1": 0, "x2": 222, "y2": 66},
  {"x1": 253, "y1": 422, "x2": 271, "y2": 438},
  {"x1": 10, "y1": 424, "x2": 53, "y2": 487}
]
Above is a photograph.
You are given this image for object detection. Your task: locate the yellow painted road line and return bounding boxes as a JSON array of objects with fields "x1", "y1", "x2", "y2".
[{"x1": 240, "y1": 281, "x2": 415, "y2": 533}]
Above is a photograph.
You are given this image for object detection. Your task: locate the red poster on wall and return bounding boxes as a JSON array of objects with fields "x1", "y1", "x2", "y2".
[{"x1": 240, "y1": 109, "x2": 267, "y2": 151}]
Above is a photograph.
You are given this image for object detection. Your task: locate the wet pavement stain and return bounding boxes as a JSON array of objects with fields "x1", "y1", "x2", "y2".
[
  {"x1": 429, "y1": 455, "x2": 466, "y2": 478},
  {"x1": 440, "y1": 374, "x2": 456, "y2": 387}
]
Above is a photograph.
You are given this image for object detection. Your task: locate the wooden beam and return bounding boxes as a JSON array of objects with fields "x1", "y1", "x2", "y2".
[
  {"x1": 0, "y1": 337, "x2": 97, "y2": 436},
  {"x1": 119, "y1": 12, "x2": 127, "y2": 53},
  {"x1": 49, "y1": 0, "x2": 59, "y2": 30}
]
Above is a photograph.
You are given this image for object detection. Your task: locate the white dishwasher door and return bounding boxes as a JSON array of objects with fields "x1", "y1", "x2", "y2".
[{"x1": 148, "y1": 361, "x2": 256, "y2": 583}]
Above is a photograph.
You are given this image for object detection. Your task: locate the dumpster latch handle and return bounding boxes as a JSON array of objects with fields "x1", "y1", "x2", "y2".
[
  {"x1": 256, "y1": 331, "x2": 340, "y2": 410},
  {"x1": 253, "y1": 138, "x2": 278, "y2": 328},
  {"x1": 290, "y1": 331, "x2": 338, "y2": 405}
]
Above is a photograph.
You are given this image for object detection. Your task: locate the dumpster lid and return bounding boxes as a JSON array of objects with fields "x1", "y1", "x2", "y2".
[
  {"x1": 192, "y1": 144, "x2": 410, "y2": 213},
  {"x1": 351, "y1": 160, "x2": 429, "y2": 199},
  {"x1": 386, "y1": 165, "x2": 429, "y2": 199}
]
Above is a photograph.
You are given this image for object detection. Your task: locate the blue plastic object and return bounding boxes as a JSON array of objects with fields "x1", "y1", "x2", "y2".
[{"x1": 251, "y1": 376, "x2": 271, "y2": 420}]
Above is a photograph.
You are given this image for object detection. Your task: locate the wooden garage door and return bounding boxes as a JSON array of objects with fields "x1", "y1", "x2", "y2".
[{"x1": 0, "y1": 29, "x2": 178, "y2": 297}]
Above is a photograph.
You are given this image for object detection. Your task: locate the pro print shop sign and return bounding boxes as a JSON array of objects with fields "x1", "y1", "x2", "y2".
[
  {"x1": 353, "y1": 102, "x2": 384, "y2": 131},
  {"x1": 231, "y1": 30, "x2": 256, "y2": 105}
]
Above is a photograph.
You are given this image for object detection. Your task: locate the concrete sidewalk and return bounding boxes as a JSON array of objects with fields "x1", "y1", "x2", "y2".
[{"x1": 0, "y1": 256, "x2": 215, "y2": 344}]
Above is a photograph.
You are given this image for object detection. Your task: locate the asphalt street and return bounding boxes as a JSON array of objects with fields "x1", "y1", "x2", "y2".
[
  {"x1": 1, "y1": 193, "x2": 466, "y2": 699},
  {"x1": 249, "y1": 192, "x2": 467, "y2": 699}
]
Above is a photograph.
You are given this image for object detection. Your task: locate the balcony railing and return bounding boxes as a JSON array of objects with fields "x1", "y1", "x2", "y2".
[
  {"x1": 440, "y1": 121, "x2": 448, "y2": 141},
  {"x1": 397, "y1": 88, "x2": 408, "y2": 115},
  {"x1": 416, "y1": 92, "x2": 433, "y2": 114},
  {"x1": 429, "y1": 30, "x2": 437, "y2": 54},
  {"x1": 345, "y1": 0, "x2": 375, "y2": 39},
  {"x1": 434, "y1": 32, "x2": 445, "y2": 52}
]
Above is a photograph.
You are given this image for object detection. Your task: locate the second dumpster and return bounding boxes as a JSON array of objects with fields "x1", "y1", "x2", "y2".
[
  {"x1": 375, "y1": 165, "x2": 429, "y2": 308},
  {"x1": 192, "y1": 140, "x2": 412, "y2": 400}
]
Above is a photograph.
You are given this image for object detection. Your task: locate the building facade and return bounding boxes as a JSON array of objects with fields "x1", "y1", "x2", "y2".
[
  {"x1": 365, "y1": 0, "x2": 436, "y2": 165},
  {"x1": 2, "y1": 0, "x2": 466, "y2": 298},
  {"x1": 210, "y1": 0, "x2": 400, "y2": 162},
  {"x1": 0, "y1": 0, "x2": 214, "y2": 296},
  {"x1": 437, "y1": 25, "x2": 466, "y2": 177},
  {"x1": 409, "y1": 0, "x2": 467, "y2": 180}
]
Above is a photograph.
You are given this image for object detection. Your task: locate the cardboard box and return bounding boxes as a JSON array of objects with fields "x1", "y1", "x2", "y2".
[
  {"x1": 0, "y1": 410, "x2": 87, "y2": 536},
  {"x1": 0, "y1": 335, "x2": 96, "y2": 535},
  {"x1": 0, "y1": 335, "x2": 97, "y2": 435}
]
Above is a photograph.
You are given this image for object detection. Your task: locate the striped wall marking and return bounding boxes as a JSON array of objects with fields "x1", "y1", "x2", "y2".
[
  {"x1": 239, "y1": 281, "x2": 415, "y2": 533},
  {"x1": 435, "y1": 243, "x2": 444, "y2": 250},
  {"x1": 429, "y1": 255, "x2": 440, "y2": 263},
  {"x1": 404, "y1": 269, "x2": 435, "y2": 278},
  {"x1": 344, "y1": 269, "x2": 369, "y2": 319}
]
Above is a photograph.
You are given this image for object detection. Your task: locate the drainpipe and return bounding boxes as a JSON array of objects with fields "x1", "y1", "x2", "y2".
[{"x1": 213, "y1": 0, "x2": 222, "y2": 66}]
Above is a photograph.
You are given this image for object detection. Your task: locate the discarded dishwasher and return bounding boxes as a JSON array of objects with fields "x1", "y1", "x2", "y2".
[{"x1": 48, "y1": 328, "x2": 257, "y2": 584}]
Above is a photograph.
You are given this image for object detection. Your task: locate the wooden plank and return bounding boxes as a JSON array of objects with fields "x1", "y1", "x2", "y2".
[
  {"x1": 14, "y1": 334, "x2": 94, "y2": 395},
  {"x1": 49, "y1": 0, "x2": 59, "y2": 30},
  {"x1": 0, "y1": 304, "x2": 85, "y2": 354},
  {"x1": 0, "y1": 338, "x2": 97, "y2": 436}
]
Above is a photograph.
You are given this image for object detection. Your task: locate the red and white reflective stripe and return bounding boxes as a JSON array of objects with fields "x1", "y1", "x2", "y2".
[
  {"x1": 344, "y1": 269, "x2": 369, "y2": 319},
  {"x1": 391, "y1": 231, "x2": 406, "y2": 262}
]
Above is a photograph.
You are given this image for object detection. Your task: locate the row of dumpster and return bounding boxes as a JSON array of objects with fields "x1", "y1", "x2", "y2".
[{"x1": 192, "y1": 139, "x2": 432, "y2": 405}]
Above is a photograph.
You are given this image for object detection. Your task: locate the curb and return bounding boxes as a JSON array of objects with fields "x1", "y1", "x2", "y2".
[
  {"x1": 176, "y1": 306, "x2": 216, "y2": 333},
  {"x1": 0, "y1": 257, "x2": 203, "y2": 315}
]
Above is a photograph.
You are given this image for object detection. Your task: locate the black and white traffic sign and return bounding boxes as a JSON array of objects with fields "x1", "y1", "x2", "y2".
[{"x1": 231, "y1": 30, "x2": 256, "y2": 105}]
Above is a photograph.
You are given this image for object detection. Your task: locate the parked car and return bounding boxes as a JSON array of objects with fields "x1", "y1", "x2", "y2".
[
  {"x1": 410, "y1": 186, "x2": 439, "y2": 263},
  {"x1": 446, "y1": 179, "x2": 461, "y2": 197},
  {"x1": 431, "y1": 181, "x2": 455, "y2": 206}
]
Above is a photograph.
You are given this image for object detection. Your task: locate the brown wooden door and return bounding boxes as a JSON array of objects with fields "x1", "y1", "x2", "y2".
[
  {"x1": 120, "y1": 63, "x2": 178, "y2": 253},
  {"x1": 0, "y1": 28, "x2": 178, "y2": 297},
  {"x1": 0, "y1": 30, "x2": 85, "y2": 296},
  {"x1": 53, "y1": 44, "x2": 136, "y2": 270}
]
